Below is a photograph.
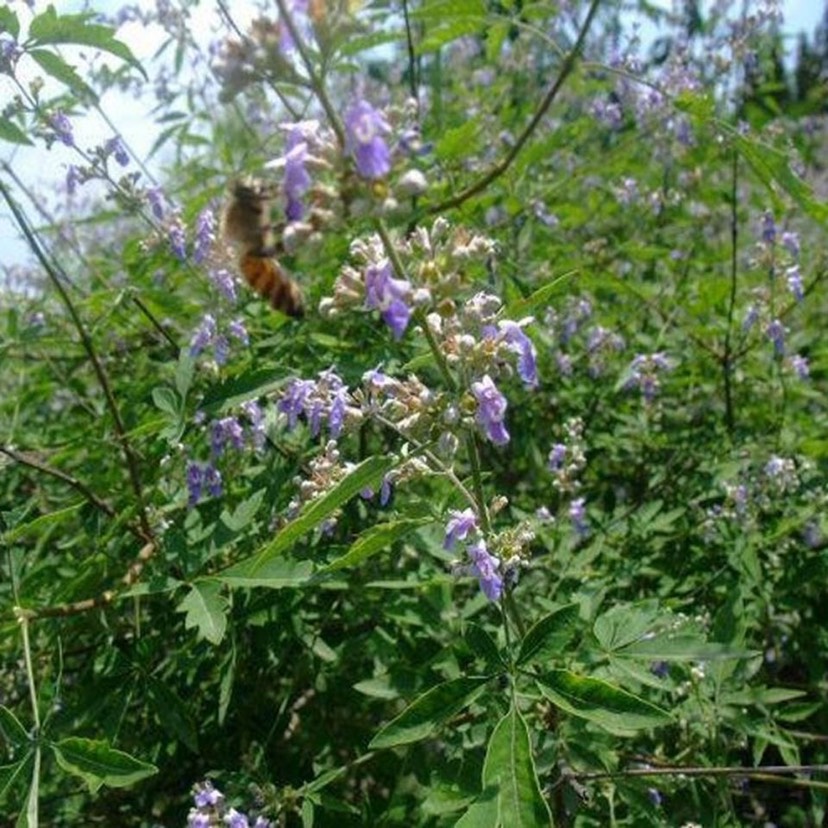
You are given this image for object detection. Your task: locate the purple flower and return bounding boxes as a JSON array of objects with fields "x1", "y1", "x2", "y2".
[
  {"x1": 569, "y1": 497, "x2": 588, "y2": 536},
  {"x1": 213, "y1": 334, "x2": 230, "y2": 365},
  {"x1": 147, "y1": 187, "x2": 166, "y2": 220},
  {"x1": 66, "y1": 165, "x2": 81, "y2": 196},
  {"x1": 186, "y1": 462, "x2": 203, "y2": 507},
  {"x1": 364, "y1": 261, "x2": 412, "y2": 339},
  {"x1": 344, "y1": 100, "x2": 392, "y2": 180},
  {"x1": 781, "y1": 231, "x2": 800, "y2": 258},
  {"x1": 187, "y1": 812, "x2": 211, "y2": 828},
  {"x1": 168, "y1": 217, "x2": 187, "y2": 261},
  {"x1": 193, "y1": 781, "x2": 223, "y2": 808},
  {"x1": 209, "y1": 267, "x2": 238, "y2": 303},
  {"x1": 212, "y1": 417, "x2": 245, "y2": 457},
  {"x1": 189, "y1": 313, "x2": 217, "y2": 357},
  {"x1": 471, "y1": 375, "x2": 509, "y2": 446},
  {"x1": 283, "y1": 134, "x2": 311, "y2": 221},
  {"x1": 548, "y1": 443, "x2": 567, "y2": 472},
  {"x1": 467, "y1": 539, "x2": 503, "y2": 601},
  {"x1": 760, "y1": 209, "x2": 776, "y2": 244},
  {"x1": 105, "y1": 136, "x2": 130, "y2": 166},
  {"x1": 228, "y1": 318, "x2": 249, "y2": 345},
  {"x1": 497, "y1": 320, "x2": 538, "y2": 388},
  {"x1": 49, "y1": 111, "x2": 74, "y2": 146},
  {"x1": 224, "y1": 809, "x2": 250, "y2": 828},
  {"x1": 765, "y1": 318, "x2": 785, "y2": 355},
  {"x1": 242, "y1": 400, "x2": 267, "y2": 449},
  {"x1": 444, "y1": 508, "x2": 478, "y2": 550},
  {"x1": 278, "y1": 378, "x2": 315, "y2": 429},
  {"x1": 787, "y1": 354, "x2": 809, "y2": 379},
  {"x1": 785, "y1": 265, "x2": 803, "y2": 302},
  {"x1": 204, "y1": 463, "x2": 223, "y2": 498},
  {"x1": 193, "y1": 207, "x2": 216, "y2": 264}
]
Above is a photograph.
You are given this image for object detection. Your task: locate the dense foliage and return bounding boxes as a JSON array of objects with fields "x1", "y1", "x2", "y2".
[{"x1": 1, "y1": 1, "x2": 827, "y2": 825}]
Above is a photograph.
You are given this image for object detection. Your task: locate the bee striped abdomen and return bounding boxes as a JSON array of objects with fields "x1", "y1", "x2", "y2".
[{"x1": 239, "y1": 252, "x2": 304, "y2": 318}]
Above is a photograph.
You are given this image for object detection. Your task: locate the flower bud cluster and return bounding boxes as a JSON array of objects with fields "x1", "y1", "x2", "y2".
[{"x1": 287, "y1": 440, "x2": 356, "y2": 522}]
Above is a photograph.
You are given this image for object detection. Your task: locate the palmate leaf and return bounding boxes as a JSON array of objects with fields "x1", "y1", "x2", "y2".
[
  {"x1": 50, "y1": 738, "x2": 157, "y2": 792},
  {"x1": 369, "y1": 676, "x2": 490, "y2": 749},
  {"x1": 536, "y1": 670, "x2": 671, "y2": 734},
  {"x1": 481, "y1": 705, "x2": 553, "y2": 827}
]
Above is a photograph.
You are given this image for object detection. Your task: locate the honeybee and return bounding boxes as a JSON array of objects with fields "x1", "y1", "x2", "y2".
[{"x1": 221, "y1": 178, "x2": 304, "y2": 318}]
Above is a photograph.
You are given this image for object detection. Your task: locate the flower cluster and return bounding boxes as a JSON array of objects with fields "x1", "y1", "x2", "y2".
[
  {"x1": 185, "y1": 402, "x2": 268, "y2": 507},
  {"x1": 189, "y1": 313, "x2": 248, "y2": 366},
  {"x1": 444, "y1": 509, "x2": 503, "y2": 601},
  {"x1": 623, "y1": 352, "x2": 675, "y2": 404},
  {"x1": 278, "y1": 369, "x2": 362, "y2": 440},
  {"x1": 187, "y1": 780, "x2": 271, "y2": 828}
]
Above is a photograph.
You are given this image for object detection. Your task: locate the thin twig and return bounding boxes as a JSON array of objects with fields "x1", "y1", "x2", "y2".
[
  {"x1": 18, "y1": 541, "x2": 157, "y2": 620},
  {"x1": 426, "y1": 0, "x2": 602, "y2": 216},
  {"x1": 273, "y1": 0, "x2": 345, "y2": 149}
]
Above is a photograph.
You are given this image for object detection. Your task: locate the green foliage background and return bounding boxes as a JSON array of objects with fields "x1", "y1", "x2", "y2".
[{"x1": 1, "y1": 1, "x2": 827, "y2": 825}]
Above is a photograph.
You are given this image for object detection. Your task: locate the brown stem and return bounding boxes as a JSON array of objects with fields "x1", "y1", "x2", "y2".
[{"x1": 427, "y1": 0, "x2": 602, "y2": 216}]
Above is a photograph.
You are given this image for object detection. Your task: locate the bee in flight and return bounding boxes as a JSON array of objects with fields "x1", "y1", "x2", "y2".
[{"x1": 221, "y1": 177, "x2": 304, "y2": 318}]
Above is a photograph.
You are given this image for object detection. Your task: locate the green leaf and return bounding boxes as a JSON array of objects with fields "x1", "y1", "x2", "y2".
[
  {"x1": 516, "y1": 604, "x2": 580, "y2": 667},
  {"x1": 221, "y1": 489, "x2": 266, "y2": 533},
  {"x1": 177, "y1": 581, "x2": 228, "y2": 645},
  {"x1": 614, "y1": 636, "x2": 757, "y2": 662},
  {"x1": 151, "y1": 386, "x2": 180, "y2": 417},
  {"x1": 146, "y1": 678, "x2": 198, "y2": 753},
  {"x1": 249, "y1": 455, "x2": 395, "y2": 570},
  {"x1": 0, "y1": 705, "x2": 29, "y2": 748},
  {"x1": 505, "y1": 270, "x2": 578, "y2": 318},
  {"x1": 435, "y1": 120, "x2": 482, "y2": 162},
  {"x1": 592, "y1": 601, "x2": 661, "y2": 652},
  {"x1": 536, "y1": 670, "x2": 671, "y2": 734},
  {"x1": 733, "y1": 133, "x2": 828, "y2": 225},
  {"x1": 0, "y1": 7, "x2": 20, "y2": 39},
  {"x1": 320, "y1": 517, "x2": 430, "y2": 573},
  {"x1": 0, "y1": 755, "x2": 32, "y2": 801},
  {"x1": 28, "y1": 6, "x2": 146, "y2": 78},
  {"x1": 482, "y1": 705, "x2": 553, "y2": 827},
  {"x1": 216, "y1": 557, "x2": 313, "y2": 589},
  {"x1": 454, "y1": 786, "x2": 499, "y2": 827},
  {"x1": 721, "y1": 687, "x2": 806, "y2": 707},
  {"x1": 3, "y1": 502, "x2": 83, "y2": 542},
  {"x1": 50, "y1": 737, "x2": 157, "y2": 791},
  {"x1": 0, "y1": 119, "x2": 32, "y2": 146},
  {"x1": 28, "y1": 49, "x2": 94, "y2": 97},
  {"x1": 464, "y1": 623, "x2": 503, "y2": 672},
  {"x1": 369, "y1": 676, "x2": 490, "y2": 749}
]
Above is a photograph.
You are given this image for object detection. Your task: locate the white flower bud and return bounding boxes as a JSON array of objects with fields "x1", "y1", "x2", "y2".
[{"x1": 397, "y1": 169, "x2": 428, "y2": 197}]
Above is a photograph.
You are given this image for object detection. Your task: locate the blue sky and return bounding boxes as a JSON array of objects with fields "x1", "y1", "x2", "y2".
[{"x1": 1, "y1": 0, "x2": 826, "y2": 274}]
